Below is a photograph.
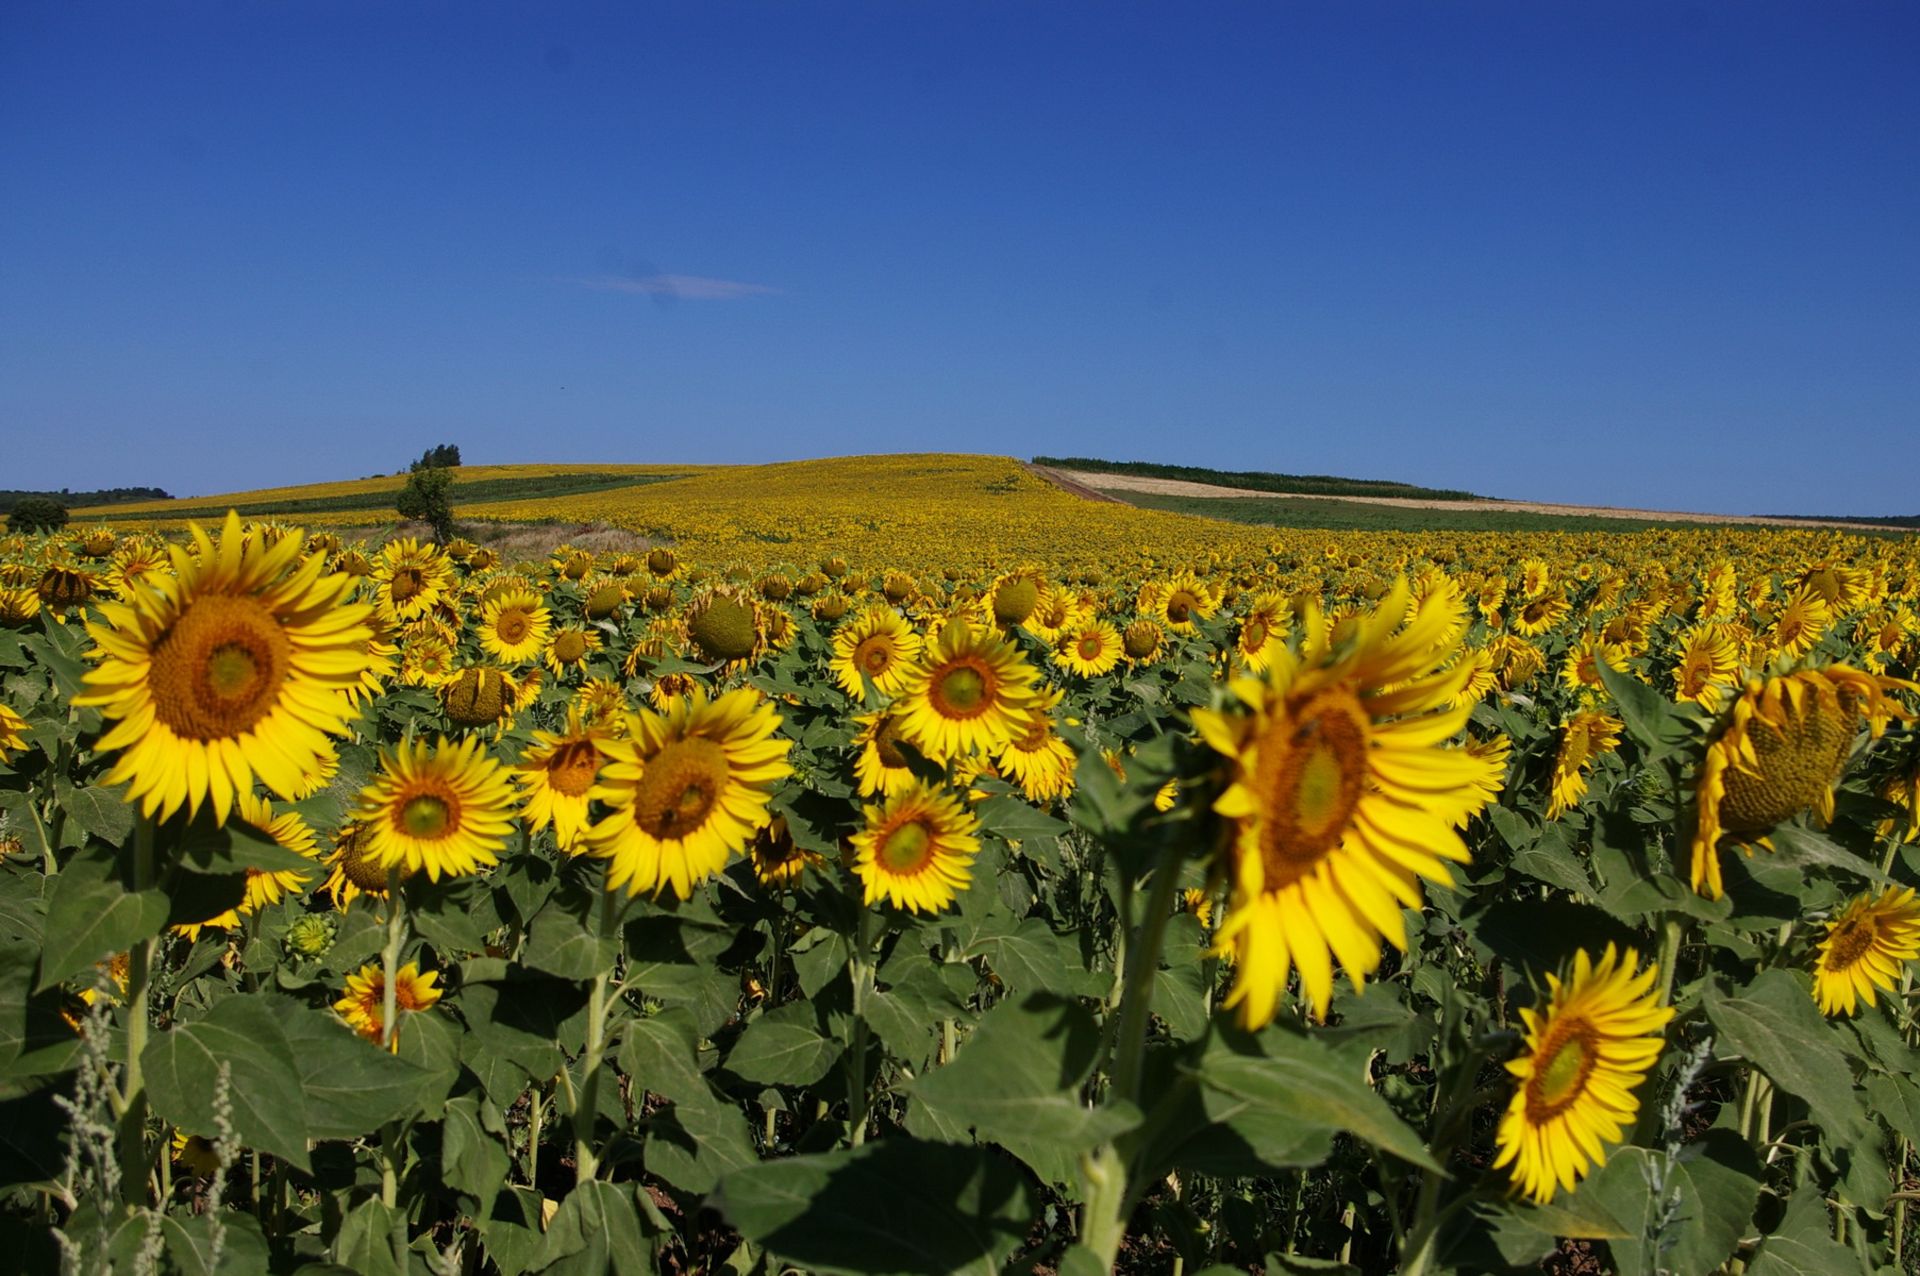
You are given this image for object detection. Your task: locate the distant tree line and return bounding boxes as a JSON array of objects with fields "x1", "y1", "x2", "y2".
[
  {"x1": 1030, "y1": 456, "x2": 1486, "y2": 503},
  {"x1": 410, "y1": 444, "x2": 463, "y2": 471},
  {"x1": 0, "y1": 487, "x2": 171, "y2": 515}
]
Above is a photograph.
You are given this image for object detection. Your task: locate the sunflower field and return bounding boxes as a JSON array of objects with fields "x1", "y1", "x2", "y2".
[{"x1": 3, "y1": 484, "x2": 1920, "y2": 1276}]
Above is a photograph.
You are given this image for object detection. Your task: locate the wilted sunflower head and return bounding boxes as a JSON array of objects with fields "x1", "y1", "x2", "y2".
[
  {"x1": 1690, "y1": 665, "x2": 1915, "y2": 898},
  {"x1": 687, "y1": 588, "x2": 761, "y2": 664}
]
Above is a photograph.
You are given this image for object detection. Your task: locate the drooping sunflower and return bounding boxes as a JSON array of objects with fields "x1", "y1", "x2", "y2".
[
  {"x1": 684, "y1": 587, "x2": 763, "y2": 667},
  {"x1": 1053, "y1": 617, "x2": 1124, "y2": 678},
  {"x1": 543, "y1": 626, "x2": 602, "y2": 678},
  {"x1": 850, "y1": 781, "x2": 981, "y2": 915},
  {"x1": 439, "y1": 665, "x2": 539, "y2": 730},
  {"x1": 514, "y1": 712, "x2": 613, "y2": 852},
  {"x1": 852, "y1": 710, "x2": 923, "y2": 799},
  {"x1": 1192, "y1": 578, "x2": 1495, "y2": 1026},
  {"x1": 1545, "y1": 713, "x2": 1624, "y2": 821},
  {"x1": 830, "y1": 606, "x2": 923, "y2": 699},
  {"x1": 1690, "y1": 666, "x2": 1913, "y2": 898},
  {"x1": 1811, "y1": 886, "x2": 1920, "y2": 1017},
  {"x1": 478, "y1": 589, "x2": 552, "y2": 666},
  {"x1": 585, "y1": 687, "x2": 791, "y2": 900},
  {"x1": 333, "y1": 960, "x2": 442, "y2": 1050},
  {"x1": 0, "y1": 585, "x2": 42, "y2": 627},
  {"x1": 321, "y1": 822, "x2": 411, "y2": 912},
  {"x1": 748, "y1": 815, "x2": 826, "y2": 889},
  {"x1": 74, "y1": 511, "x2": 378, "y2": 825},
  {"x1": 1492, "y1": 945, "x2": 1673, "y2": 1204},
  {"x1": 1508, "y1": 591, "x2": 1571, "y2": 638},
  {"x1": 892, "y1": 618, "x2": 1041, "y2": 762},
  {"x1": 1120, "y1": 617, "x2": 1167, "y2": 665},
  {"x1": 354, "y1": 734, "x2": 519, "y2": 882}
]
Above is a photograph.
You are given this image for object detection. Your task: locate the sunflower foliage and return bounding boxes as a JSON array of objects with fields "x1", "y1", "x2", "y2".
[{"x1": 0, "y1": 511, "x2": 1919, "y2": 1276}]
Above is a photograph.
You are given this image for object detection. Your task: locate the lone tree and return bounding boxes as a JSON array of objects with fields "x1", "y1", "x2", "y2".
[
  {"x1": 410, "y1": 443, "x2": 462, "y2": 471},
  {"x1": 397, "y1": 467, "x2": 455, "y2": 543},
  {"x1": 7, "y1": 496, "x2": 69, "y2": 535}
]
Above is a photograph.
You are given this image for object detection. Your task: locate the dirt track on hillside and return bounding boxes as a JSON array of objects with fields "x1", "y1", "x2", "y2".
[{"x1": 1049, "y1": 470, "x2": 1895, "y2": 532}]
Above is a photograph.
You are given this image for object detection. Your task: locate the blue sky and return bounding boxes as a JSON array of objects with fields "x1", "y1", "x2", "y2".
[{"x1": 3, "y1": 2, "x2": 1915, "y2": 515}]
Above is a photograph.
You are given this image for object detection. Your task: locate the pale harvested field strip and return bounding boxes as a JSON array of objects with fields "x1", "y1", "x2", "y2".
[{"x1": 1055, "y1": 470, "x2": 1896, "y2": 533}]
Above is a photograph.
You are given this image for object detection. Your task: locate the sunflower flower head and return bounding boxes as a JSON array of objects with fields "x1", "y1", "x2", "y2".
[{"x1": 1812, "y1": 886, "x2": 1920, "y2": 1017}]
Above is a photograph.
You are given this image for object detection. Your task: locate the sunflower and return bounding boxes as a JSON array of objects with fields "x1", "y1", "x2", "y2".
[
  {"x1": 439, "y1": 665, "x2": 538, "y2": 730},
  {"x1": 1054, "y1": 617, "x2": 1124, "y2": 678},
  {"x1": 0, "y1": 702, "x2": 25, "y2": 763},
  {"x1": 400, "y1": 635, "x2": 458, "y2": 688},
  {"x1": 853, "y1": 710, "x2": 923, "y2": 799},
  {"x1": 571, "y1": 677, "x2": 629, "y2": 731},
  {"x1": 1192, "y1": 578, "x2": 1493, "y2": 1026},
  {"x1": 1448, "y1": 647, "x2": 1498, "y2": 710},
  {"x1": 74, "y1": 512, "x2": 378, "y2": 825},
  {"x1": 893, "y1": 619, "x2": 1041, "y2": 762},
  {"x1": 1121, "y1": 618, "x2": 1167, "y2": 665},
  {"x1": 334, "y1": 960, "x2": 442, "y2": 1050},
  {"x1": 1690, "y1": 666, "x2": 1913, "y2": 898},
  {"x1": 543, "y1": 626, "x2": 602, "y2": 678},
  {"x1": 1671, "y1": 624, "x2": 1740, "y2": 713},
  {"x1": 477, "y1": 589, "x2": 552, "y2": 666},
  {"x1": 850, "y1": 782, "x2": 981, "y2": 915},
  {"x1": 370, "y1": 538, "x2": 452, "y2": 623},
  {"x1": 1460, "y1": 733, "x2": 1512, "y2": 815},
  {"x1": 585, "y1": 687, "x2": 791, "y2": 900},
  {"x1": 749, "y1": 815, "x2": 825, "y2": 889},
  {"x1": 1545, "y1": 713, "x2": 1624, "y2": 821},
  {"x1": 1233, "y1": 592, "x2": 1291, "y2": 674},
  {"x1": 1144, "y1": 572, "x2": 1218, "y2": 635},
  {"x1": 515, "y1": 712, "x2": 613, "y2": 852},
  {"x1": 1508, "y1": 592, "x2": 1571, "y2": 638},
  {"x1": 1558, "y1": 635, "x2": 1629, "y2": 699},
  {"x1": 1767, "y1": 587, "x2": 1833, "y2": 662},
  {"x1": 985, "y1": 573, "x2": 1041, "y2": 628},
  {"x1": 685, "y1": 587, "x2": 763, "y2": 666},
  {"x1": 997, "y1": 687, "x2": 1077, "y2": 803},
  {"x1": 1492, "y1": 945, "x2": 1673, "y2": 1204},
  {"x1": 173, "y1": 792, "x2": 322, "y2": 940},
  {"x1": 170, "y1": 1129, "x2": 222, "y2": 1177},
  {"x1": 354, "y1": 735, "x2": 519, "y2": 882},
  {"x1": 1811, "y1": 887, "x2": 1920, "y2": 1017},
  {"x1": 830, "y1": 606, "x2": 922, "y2": 699}
]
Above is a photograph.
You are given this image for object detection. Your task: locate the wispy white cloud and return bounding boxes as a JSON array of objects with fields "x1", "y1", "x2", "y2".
[{"x1": 574, "y1": 273, "x2": 778, "y2": 300}]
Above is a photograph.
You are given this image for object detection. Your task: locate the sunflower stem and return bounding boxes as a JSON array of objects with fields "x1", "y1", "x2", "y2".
[
  {"x1": 380, "y1": 868, "x2": 406, "y2": 1051},
  {"x1": 845, "y1": 902, "x2": 874, "y2": 1148},
  {"x1": 1655, "y1": 916, "x2": 1686, "y2": 1006},
  {"x1": 116, "y1": 812, "x2": 157, "y2": 1208},
  {"x1": 573, "y1": 885, "x2": 623, "y2": 1183},
  {"x1": 1076, "y1": 839, "x2": 1185, "y2": 1270}
]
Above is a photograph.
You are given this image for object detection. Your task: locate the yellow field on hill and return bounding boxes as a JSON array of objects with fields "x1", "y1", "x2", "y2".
[{"x1": 69, "y1": 462, "x2": 701, "y2": 518}]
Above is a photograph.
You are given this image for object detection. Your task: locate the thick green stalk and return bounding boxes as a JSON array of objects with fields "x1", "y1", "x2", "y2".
[
  {"x1": 1655, "y1": 916, "x2": 1686, "y2": 1006},
  {"x1": 1076, "y1": 844, "x2": 1185, "y2": 1269},
  {"x1": 573, "y1": 887, "x2": 622, "y2": 1182},
  {"x1": 845, "y1": 903, "x2": 874, "y2": 1148},
  {"x1": 117, "y1": 814, "x2": 156, "y2": 1207}
]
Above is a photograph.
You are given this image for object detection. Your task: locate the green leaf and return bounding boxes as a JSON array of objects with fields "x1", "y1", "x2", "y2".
[
  {"x1": 1765, "y1": 824, "x2": 1896, "y2": 888},
  {"x1": 521, "y1": 911, "x2": 617, "y2": 982},
  {"x1": 1704, "y1": 971, "x2": 1863, "y2": 1140},
  {"x1": 726, "y1": 1001, "x2": 844, "y2": 1086},
  {"x1": 1865, "y1": 1072, "x2": 1920, "y2": 1147},
  {"x1": 715, "y1": 1138, "x2": 1038, "y2": 1276},
  {"x1": 52, "y1": 779, "x2": 133, "y2": 847},
  {"x1": 972, "y1": 795, "x2": 1070, "y2": 842},
  {"x1": 35, "y1": 844, "x2": 169, "y2": 991},
  {"x1": 644, "y1": 1083, "x2": 759, "y2": 1195},
  {"x1": 537, "y1": 1180, "x2": 656, "y2": 1275},
  {"x1": 335, "y1": 1198, "x2": 407, "y2": 1276},
  {"x1": 962, "y1": 916, "x2": 1102, "y2": 998},
  {"x1": 275, "y1": 1000, "x2": 431, "y2": 1140},
  {"x1": 477, "y1": 1188, "x2": 550, "y2": 1276},
  {"x1": 1195, "y1": 1027, "x2": 1441, "y2": 1172},
  {"x1": 0, "y1": 940, "x2": 80, "y2": 1079},
  {"x1": 459, "y1": 971, "x2": 591, "y2": 1086},
  {"x1": 144, "y1": 994, "x2": 312, "y2": 1171},
  {"x1": 443, "y1": 1093, "x2": 512, "y2": 1202},
  {"x1": 908, "y1": 992, "x2": 1140, "y2": 1188},
  {"x1": 174, "y1": 812, "x2": 321, "y2": 876},
  {"x1": 619, "y1": 1008, "x2": 708, "y2": 1105},
  {"x1": 1480, "y1": 1192, "x2": 1631, "y2": 1269},
  {"x1": 1576, "y1": 1131, "x2": 1761, "y2": 1276},
  {"x1": 1595, "y1": 659, "x2": 1687, "y2": 757},
  {"x1": 1746, "y1": 1186, "x2": 1869, "y2": 1276},
  {"x1": 162, "y1": 1210, "x2": 271, "y2": 1276}
]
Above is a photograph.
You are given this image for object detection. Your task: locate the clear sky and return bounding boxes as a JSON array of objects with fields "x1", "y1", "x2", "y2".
[{"x1": 3, "y1": 2, "x2": 1915, "y2": 515}]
